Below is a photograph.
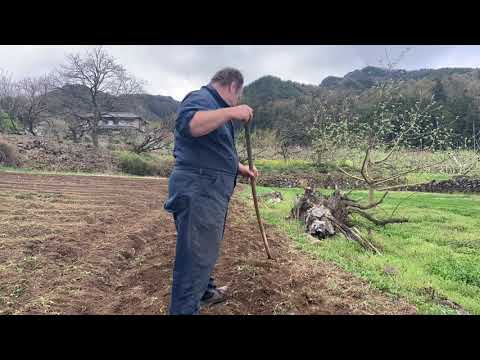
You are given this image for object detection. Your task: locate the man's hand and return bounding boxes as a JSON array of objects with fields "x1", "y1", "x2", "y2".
[
  {"x1": 228, "y1": 105, "x2": 253, "y2": 123},
  {"x1": 238, "y1": 163, "x2": 259, "y2": 179}
]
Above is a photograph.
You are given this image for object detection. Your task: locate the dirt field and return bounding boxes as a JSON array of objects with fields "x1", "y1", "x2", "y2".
[{"x1": 0, "y1": 171, "x2": 416, "y2": 315}]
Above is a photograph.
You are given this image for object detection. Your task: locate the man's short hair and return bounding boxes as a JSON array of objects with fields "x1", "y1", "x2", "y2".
[{"x1": 210, "y1": 67, "x2": 244, "y2": 89}]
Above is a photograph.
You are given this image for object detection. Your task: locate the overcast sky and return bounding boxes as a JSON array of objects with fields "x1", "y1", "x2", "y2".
[{"x1": 0, "y1": 45, "x2": 479, "y2": 101}]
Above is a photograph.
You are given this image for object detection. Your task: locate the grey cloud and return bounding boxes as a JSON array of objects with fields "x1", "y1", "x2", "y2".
[{"x1": 1, "y1": 45, "x2": 479, "y2": 101}]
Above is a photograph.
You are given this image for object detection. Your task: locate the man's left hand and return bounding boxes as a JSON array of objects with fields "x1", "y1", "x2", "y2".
[{"x1": 238, "y1": 163, "x2": 259, "y2": 179}]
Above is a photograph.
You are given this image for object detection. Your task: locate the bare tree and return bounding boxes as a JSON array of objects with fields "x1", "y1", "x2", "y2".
[
  {"x1": 293, "y1": 98, "x2": 452, "y2": 250},
  {"x1": 309, "y1": 48, "x2": 452, "y2": 207},
  {"x1": 63, "y1": 113, "x2": 89, "y2": 143},
  {"x1": 276, "y1": 131, "x2": 301, "y2": 161},
  {"x1": 54, "y1": 46, "x2": 144, "y2": 147},
  {"x1": 274, "y1": 104, "x2": 306, "y2": 161},
  {"x1": 469, "y1": 84, "x2": 480, "y2": 153},
  {"x1": 306, "y1": 93, "x2": 362, "y2": 165},
  {"x1": 15, "y1": 75, "x2": 52, "y2": 135},
  {"x1": 235, "y1": 128, "x2": 272, "y2": 163},
  {"x1": 336, "y1": 81, "x2": 452, "y2": 206},
  {"x1": 0, "y1": 70, "x2": 22, "y2": 134},
  {"x1": 129, "y1": 114, "x2": 175, "y2": 154},
  {"x1": 447, "y1": 147, "x2": 480, "y2": 176},
  {"x1": 378, "y1": 47, "x2": 412, "y2": 71},
  {"x1": 269, "y1": 99, "x2": 310, "y2": 161},
  {"x1": 302, "y1": 48, "x2": 453, "y2": 242}
]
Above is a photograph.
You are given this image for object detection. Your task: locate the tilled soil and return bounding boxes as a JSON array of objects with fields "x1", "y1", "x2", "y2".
[{"x1": 0, "y1": 171, "x2": 416, "y2": 315}]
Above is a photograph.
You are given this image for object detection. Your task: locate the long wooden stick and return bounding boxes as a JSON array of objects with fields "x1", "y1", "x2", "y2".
[{"x1": 244, "y1": 121, "x2": 273, "y2": 259}]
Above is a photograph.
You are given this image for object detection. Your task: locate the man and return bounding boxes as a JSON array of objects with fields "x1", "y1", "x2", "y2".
[{"x1": 164, "y1": 68, "x2": 258, "y2": 315}]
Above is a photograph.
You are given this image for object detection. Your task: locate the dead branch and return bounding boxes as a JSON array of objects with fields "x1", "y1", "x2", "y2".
[
  {"x1": 132, "y1": 128, "x2": 173, "y2": 153},
  {"x1": 373, "y1": 145, "x2": 398, "y2": 165},
  {"x1": 336, "y1": 166, "x2": 365, "y2": 182},
  {"x1": 329, "y1": 216, "x2": 381, "y2": 254},
  {"x1": 360, "y1": 146, "x2": 373, "y2": 184},
  {"x1": 348, "y1": 207, "x2": 408, "y2": 226},
  {"x1": 345, "y1": 191, "x2": 389, "y2": 210}
]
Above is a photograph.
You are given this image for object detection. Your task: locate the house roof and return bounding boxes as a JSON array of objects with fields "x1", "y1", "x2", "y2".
[
  {"x1": 80, "y1": 112, "x2": 142, "y2": 119},
  {"x1": 98, "y1": 124, "x2": 140, "y2": 129}
]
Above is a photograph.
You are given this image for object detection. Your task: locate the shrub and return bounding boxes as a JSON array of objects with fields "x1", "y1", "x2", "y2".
[
  {"x1": 0, "y1": 138, "x2": 19, "y2": 167},
  {"x1": 428, "y1": 255, "x2": 480, "y2": 288},
  {"x1": 0, "y1": 113, "x2": 21, "y2": 134},
  {"x1": 118, "y1": 151, "x2": 153, "y2": 176},
  {"x1": 152, "y1": 156, "x2": 174, "y2": 177},
  {"x1": 118, "y1": 151, "x2": 174, "y2": 177}
]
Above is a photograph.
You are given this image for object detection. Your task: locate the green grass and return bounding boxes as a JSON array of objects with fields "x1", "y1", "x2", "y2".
[
  {"x1": 405, "y1": 172, "x2": 452, "y2": 184},
  {"x1": 254, "y1": 159, "x2": 455, "y2": 185},
  {"x1": 240, "y1": 186, "x2": 480, "y2": 314}
]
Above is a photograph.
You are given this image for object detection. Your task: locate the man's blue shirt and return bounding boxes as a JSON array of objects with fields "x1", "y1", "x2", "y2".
[{"x1": 173, "y1": 84, "x2": 239, "y2": 176}]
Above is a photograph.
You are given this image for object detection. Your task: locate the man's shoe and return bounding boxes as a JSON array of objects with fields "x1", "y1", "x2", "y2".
[{"x1": 200, "y1": 286, "x2": 228, "y2": 307}]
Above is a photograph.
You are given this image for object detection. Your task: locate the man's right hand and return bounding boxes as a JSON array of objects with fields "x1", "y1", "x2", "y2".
[{"x1": 228, "y1": 105, "x2": 253, "y2": 123}]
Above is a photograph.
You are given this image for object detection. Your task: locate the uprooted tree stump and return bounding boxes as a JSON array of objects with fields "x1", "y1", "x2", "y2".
[{"x1": 289, "y1": 186, "x2": 408, "y2": 254}]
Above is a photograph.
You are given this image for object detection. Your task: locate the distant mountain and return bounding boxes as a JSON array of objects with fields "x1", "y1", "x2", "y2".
[
  {"x1": 241, "y1": 75, "x2": 319, "y2": 130},
  {"x1": 242, "y1": 66, "x2": 480, "y2": 145},
  {"x1": 45, "y1": 84, "x2": 180, "y2": 122},
  {"x1": 36, "y1": 66, "x2": 480, "y2": 147},
  {"x1": 50, "y1": 67, "x2": 479, "y2": 122},
  {"x1": 115, "y1": 94, "x2": 179, "y2": 121},
  {"x1": 244, "y1": 67, "x2": 480, "y2": 101},
  {"x1": 320, "y1": 66, "x2": 479, "y2": 90},
  {"x1": 244, "y1": 75, "x2": 317, "y2": 107}
]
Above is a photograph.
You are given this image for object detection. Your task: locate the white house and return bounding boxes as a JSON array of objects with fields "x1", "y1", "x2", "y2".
[{"x1": 80, "y1": 112, "x2": 146, "y2": 132}]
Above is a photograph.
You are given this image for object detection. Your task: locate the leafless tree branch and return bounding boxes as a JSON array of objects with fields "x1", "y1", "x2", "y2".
[{"x1": 348, "y1": 207, "x2": 408, "y2": 226}]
